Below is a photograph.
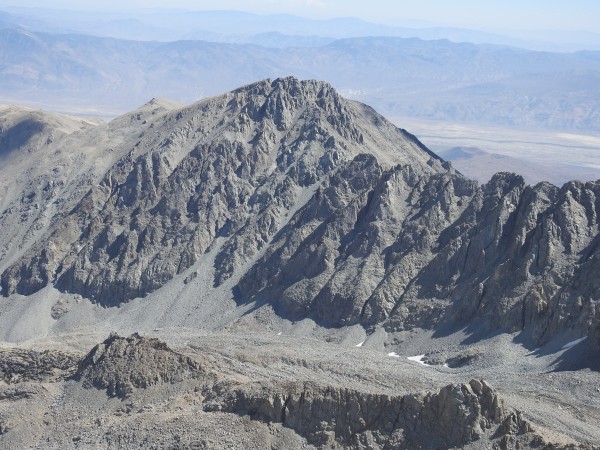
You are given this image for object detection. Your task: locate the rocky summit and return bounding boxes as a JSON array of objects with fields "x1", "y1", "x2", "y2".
[
  {"x1": 0, "y1": 77, "x2": 444, "y2": 305},
  {"x1": 0, "y1": 77, "x2": 599, "y2": 448}
]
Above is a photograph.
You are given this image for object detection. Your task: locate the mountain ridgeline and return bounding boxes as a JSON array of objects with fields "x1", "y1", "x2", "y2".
[
  {"x1": 2, "y1": 27, "x2": 600, "y2": 132},
  {"x1": 0, "y1": 77, "x2": 598, "y2": 350}
]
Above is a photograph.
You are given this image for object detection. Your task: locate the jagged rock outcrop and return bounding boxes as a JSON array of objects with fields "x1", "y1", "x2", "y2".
[
  {"x1": 239, "y1": 167, "x2": 600, "y2": 347},
  {"x1": 2, "y1": 333, "x2": 595, "y2": 448},
  {"x1": 0, "y1": 348, "x2": 79, "y2": 383},
  {"x1": 73, "y1": 333, "x2": 205, "y2": 398},
  {"x1": 1, "y1": 77, "x2": 442, "y2": 306},
  {"x1": 203, "y1": 378, "x2": 559, "y2": 449},
  {"x1": 0, "y1": 77, "x2": 598, "y2": 351},
  {"x1": 238, "y1": 155, "x2": 476, "y2": 327},
  {"x1": 491, "y1": 410, "x2": 598, "y2": 450},
  {"x1": 391, "y1": 175, "x2": 600, "y2": 344},
  {"x1": 239, "y1": 163, "x2": 599, "y2": 347}
]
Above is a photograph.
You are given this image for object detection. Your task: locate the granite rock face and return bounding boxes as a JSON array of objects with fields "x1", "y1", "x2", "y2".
[
  {"x1": 1, "y1": 77, "x2": 441, "y2": 306},
  {"x1": 240, "y1": 163, "x2": 600, "y2": 346},
  {"x1": 0, "y1": 77, "x2": 598, "y2": 349},
  {"x1": 239, "y1": 156, "x2": 476, "y2": 328},
  {"x1": 402, "y1": 175, "x2": 600, "y2": 341}
]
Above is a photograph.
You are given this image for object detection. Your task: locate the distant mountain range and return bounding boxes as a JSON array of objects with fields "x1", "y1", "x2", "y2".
[
  {"x1": 3, "y1": 8, "x2": 600, "y2": 52},
  {"x1": 1, "y1": 25, "x2": 600, "y2": 132}
]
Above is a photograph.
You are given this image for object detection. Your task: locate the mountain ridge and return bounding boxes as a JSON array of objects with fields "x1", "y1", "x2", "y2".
[
  {"x1": 0, "y1": 77, "x2": 444, "y2": 305},
  {"x1": 2, "y1": 27, "x2": 600, "y2": 133},
  {"x1": 0, "y1": 77, "x2": 598, "y2": 357}
]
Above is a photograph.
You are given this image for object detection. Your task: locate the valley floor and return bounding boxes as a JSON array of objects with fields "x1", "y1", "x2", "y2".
[{"x1": 391, "y1": 116, "x2": 600, "y2": 185}]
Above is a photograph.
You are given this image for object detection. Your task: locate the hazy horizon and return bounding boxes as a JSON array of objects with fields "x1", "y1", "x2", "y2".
[{"x1": 1, "y1": 0, "x2": 599, "y2": 35}]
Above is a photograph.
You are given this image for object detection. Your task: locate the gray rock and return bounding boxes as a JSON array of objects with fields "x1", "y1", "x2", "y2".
[
  {"x1": 203, "y1": 378, "x2": 569, "y2": 449},
  {"x1": 240, "y1": 158, "x2": 600, "y2": 349},
  {"x1": 0, "y1": 414, "x2": 12, "y2": 436},
  {"x1": 1, "y1": 77, "x2": 440, "y2": 307},
  {"x1": 73, "y1": 333, "x2": 206, "y2": 398},
  {"x1": 0, "y1": 77, "x2": 598, "y2": 353},
  {"x1": 0, "y1": 348, "x2": 79, "y2": 383}
]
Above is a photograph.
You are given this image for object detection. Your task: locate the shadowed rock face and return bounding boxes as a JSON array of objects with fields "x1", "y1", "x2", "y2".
[
  {"x1": 239, "y1": 165, "x2": 600, "y2": 346},
  {"x1": 74, "y1": 333, "x2": 205, "y2": 398},
  {"x1": 402, "y1": 176, "x2": 600, "y2": 341},
  {"x1": 0, "y1": 105, "x2": 95, "y2": 160},
  {"x1": 203, "y1": 378, "x2": 555, "y2": 449},
  {"x1": 0, "y1": 118, "x2": 45, "y2": 159},
  {"x1": 0, "y1": 77, "x2": 599, "y2": 350},
  {"x1": 238, "y1": 157, "x2": 478, "y2": 328}
]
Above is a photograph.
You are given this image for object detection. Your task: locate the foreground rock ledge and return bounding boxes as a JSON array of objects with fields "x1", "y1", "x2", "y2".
[{"x1": 11, "y1": 334, "x2": 581, "y2": 449}]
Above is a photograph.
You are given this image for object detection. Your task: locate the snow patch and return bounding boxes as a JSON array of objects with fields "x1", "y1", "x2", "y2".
[
  {"x1": 561, "y1": 336, "x2": 587, "y2": 350},
  {"x1": 356, "y1": 341, "x2": 364, "y2": 347},
  {"x1": 388, "y1": 353, "x2": 436, "y2": 367},
  {"x1": 407, "y1": 354, "x2": 428, "y2": 365}
]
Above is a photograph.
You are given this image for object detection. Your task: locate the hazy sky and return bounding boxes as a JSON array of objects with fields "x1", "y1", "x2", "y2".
[{"x1": 1, "y1": 0, "x2": 599, "y2": 32}]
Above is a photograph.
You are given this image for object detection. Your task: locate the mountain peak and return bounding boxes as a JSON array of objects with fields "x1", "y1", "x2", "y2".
[
  {"x1": 111, "y1": 97, "x2": 184, "y2": 126},
  {"x1": 0, "y1": 78, "x2": 598, "y2": 383},
  {"x1": 1, "y1": 77, "x2": 445, "y2": 306},
  {"x1": 224, "y1": 76, "x2": 348, "y2": 131},
  {"x1": 232, "y1": 76, "x2": 335, "y2": 97},
  {"x1": 143, "y1": 97, "x2": 184, "y2": 111}
]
